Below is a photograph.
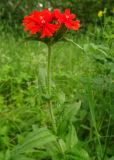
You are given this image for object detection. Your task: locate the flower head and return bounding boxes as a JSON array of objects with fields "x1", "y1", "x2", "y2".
[
  {"x1": 112, "y1": 8, "x2": 114, "y2": 13},
  {"x1": 22, "y1": 9, "x2": 60, "y2": 38},
  {"x1": 52, "y1": 9, "x2": 80, "y2": 30},
  {"x1": 22, "y1": 9, "x2": 80, "y2": 40},
  {"x1": 98, "y1": 10, "x2": 103, "y2": 17}
]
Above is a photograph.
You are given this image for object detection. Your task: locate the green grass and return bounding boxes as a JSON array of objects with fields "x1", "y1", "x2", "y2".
[{"x1": 0, "y1": 27, "x2": 114, "y2": 160}]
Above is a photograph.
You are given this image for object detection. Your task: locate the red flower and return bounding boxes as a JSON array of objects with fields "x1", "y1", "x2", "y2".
[
  {"x1": 22, "y1": 9, "x2": 80, "y2": 40},
  {"x1": 22, "y1": 9, "x2": 60, "y2": 38},
  {"x1": 52, "y1": 9, "x2": 80, "y2": 30},
  {"x1": 52, "y1": 9, "x2": 61, "y2": 20}
]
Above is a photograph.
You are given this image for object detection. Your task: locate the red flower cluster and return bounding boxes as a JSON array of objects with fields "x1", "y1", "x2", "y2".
[{"x1": 22, "y1": 9, "x2": 80, "y2": 39}]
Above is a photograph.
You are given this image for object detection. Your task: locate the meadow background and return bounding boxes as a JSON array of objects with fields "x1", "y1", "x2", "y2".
[{"x1": 0, "y1": 0, "x2": 114, "y2": 160}]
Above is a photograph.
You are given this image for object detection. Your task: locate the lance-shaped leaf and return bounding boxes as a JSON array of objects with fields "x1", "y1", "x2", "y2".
[{"x1": 12, "y1": 128, "x2": 56, "y2": 156}]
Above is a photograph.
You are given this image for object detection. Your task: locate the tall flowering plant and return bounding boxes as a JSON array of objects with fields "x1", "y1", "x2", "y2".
[
  {"x1": 22, "y1": 8, "x2": 80, "y2": 133},
  {"x1": 11, "y1": 9, "x2": 89, "y2": 160}
]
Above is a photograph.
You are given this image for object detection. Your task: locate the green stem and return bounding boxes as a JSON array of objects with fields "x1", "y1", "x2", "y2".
[
  {"x1": 47, "y1": 44, "x2": 57, "y2": 133},
  {"x1": 47, "y1": 45, "x2": 51, "y2": 95}
]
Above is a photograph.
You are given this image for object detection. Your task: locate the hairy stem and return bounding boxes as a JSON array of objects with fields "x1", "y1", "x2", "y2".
[{"x1": 47, "y1": 45, "x2": 57, "y2": 133}]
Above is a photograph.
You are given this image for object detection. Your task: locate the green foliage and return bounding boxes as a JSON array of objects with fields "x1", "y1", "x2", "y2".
[
  {"x1": 0, "y1": 16, "x2": 114, "y2": 160},
  {"x1": 9, "y1": 100, "x2": 89, "y2": 160}
]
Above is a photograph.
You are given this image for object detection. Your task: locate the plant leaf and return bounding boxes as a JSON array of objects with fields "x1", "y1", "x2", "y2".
[
  {"x1": 65, "y1": 146, "x2": 90, "y2": 160},
  {"x1": 58, "y1": 101, "x2": 81, "y2": 137},
  {"x1": 66, "y1": 125, "x2": 78, "y2": 149},
  {"x1": 12, "y1": 128, "x2": 56, "y2": 156},
  {"x1": 11, "y1": 155, "x2": 35, "y2": 160}
]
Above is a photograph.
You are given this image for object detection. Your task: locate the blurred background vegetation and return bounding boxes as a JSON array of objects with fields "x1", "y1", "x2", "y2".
[{"x1": 0, "y1": 0, "x2": 114, "y2": 32}]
